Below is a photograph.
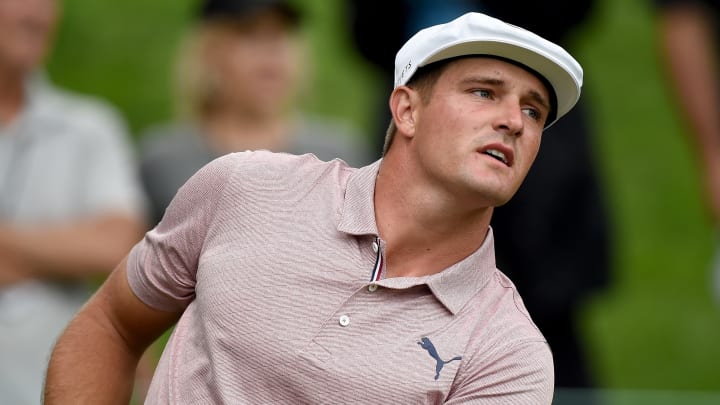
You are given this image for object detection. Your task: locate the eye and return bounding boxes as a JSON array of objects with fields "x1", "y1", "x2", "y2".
[
  {"x1": 472, "y1": 89, "x2": 492, "y2": 99},
  {"x1": 522, "y1": 107, "x2": 542, "y2": 121}
]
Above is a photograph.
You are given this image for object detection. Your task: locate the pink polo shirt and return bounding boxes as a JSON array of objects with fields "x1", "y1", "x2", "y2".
[{"x1": 127, "y1": 151, "x2": 553, "y2": 404}]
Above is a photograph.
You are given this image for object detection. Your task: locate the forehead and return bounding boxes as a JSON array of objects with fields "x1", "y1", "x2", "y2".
[{"x1": 438, "y1": 56, "x2": 550, "y2": 98}]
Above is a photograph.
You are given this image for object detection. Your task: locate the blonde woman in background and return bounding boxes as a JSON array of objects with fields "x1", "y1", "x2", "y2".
[{"x1": 138, "y1": 0, "x2": 375, "y2": 225}]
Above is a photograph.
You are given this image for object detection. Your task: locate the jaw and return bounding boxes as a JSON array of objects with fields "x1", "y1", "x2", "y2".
[{"x1": 461, "y1": 153, "x2": 526, "y2": 207}]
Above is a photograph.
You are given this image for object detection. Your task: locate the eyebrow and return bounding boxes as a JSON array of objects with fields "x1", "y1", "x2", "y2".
[{"x1": 459, "y1": 76, "x2": 551, "y2": 113}]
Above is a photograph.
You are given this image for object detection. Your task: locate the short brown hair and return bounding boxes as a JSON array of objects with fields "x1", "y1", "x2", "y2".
[{"x1": 382, "y1": 59, "x2": 452, "y2": 155}]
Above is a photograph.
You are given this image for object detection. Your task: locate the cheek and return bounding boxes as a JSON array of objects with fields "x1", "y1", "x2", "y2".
[
  {"x1": 422, "y1": 106, "x2": 465, "y2": 141},
  {"x1": 215, "y1": 53, "x2": 256, "y2": 88},
  {"x1": 520, "y1": 137, "x2": 542, "y2": 171}
]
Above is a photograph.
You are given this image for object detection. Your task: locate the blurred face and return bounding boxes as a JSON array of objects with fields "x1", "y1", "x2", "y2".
[
  {"x1": 406, "y1": 57, "x2": 551, "y2": 207},
  {"x1": 0, "y1": 0, "x2": 58, "y2": 74},
  {"x1": 204, "y1": 9, "x2": 302, "y2": 116}
]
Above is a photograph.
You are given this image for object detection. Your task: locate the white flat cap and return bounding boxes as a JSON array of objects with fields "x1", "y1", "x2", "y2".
[{"x1": 394, "y1": 12, "x2": 583, "y2": 128}]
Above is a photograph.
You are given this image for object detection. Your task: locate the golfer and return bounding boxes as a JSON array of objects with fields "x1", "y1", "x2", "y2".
[{"x1": 45, "y1": 11, "x2": 582, "y2": 404}]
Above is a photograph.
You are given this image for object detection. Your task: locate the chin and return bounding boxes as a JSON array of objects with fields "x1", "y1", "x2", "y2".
[
  {"x1": 469, "y1": 180, "x2": 518, "y2": 206},
  {"x1": 493, "y1": 197, "x2": 514, "y2": 208},
  {"x1": 465, "y1": 188, "x2": 511, "y2": 209}
]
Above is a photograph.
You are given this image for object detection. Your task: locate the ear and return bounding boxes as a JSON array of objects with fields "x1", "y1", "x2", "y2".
[{"x1": 389, "y1": 86, "x2": 420, "y2": 139}]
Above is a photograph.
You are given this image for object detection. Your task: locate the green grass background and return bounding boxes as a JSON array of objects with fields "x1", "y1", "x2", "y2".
[{"x1": 46, "y1": 0, "x2": 720, "y2": 399}]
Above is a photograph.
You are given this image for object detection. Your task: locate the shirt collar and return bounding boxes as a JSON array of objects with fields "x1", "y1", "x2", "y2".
[
  {"x1": 337, "y1": 158, "x2": 382, "y2": 236},
  {"x1": 337, "y1": 159, "x2": 497, "y2": 315},
  {"x1": 368, "y1": 227, "x2": 497, "y2": 315},
  {"x1": 424, "y1": 227, "x2": 497, "y2": 314}
]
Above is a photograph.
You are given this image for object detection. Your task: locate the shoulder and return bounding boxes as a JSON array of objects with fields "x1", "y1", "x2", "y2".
[
  {"x1": 170, "y1": 150, "x2": 354, "y2": 218},
  {"x1": 198, "y1": 150, "x2": 354, "y2": 204},
  {"x1": 34, "y1": 84, "x2": 128, "y2": 136},
  {"x1": 461, "y1": 269, "x2": 549, "y2": 366},
  {"x1": 479, "y1": 270, "x2": 546, "y2": 342},
  {"x1": 222, "y1": 149, "x2": 354, "y2": 184},
  {"x1": 450, "y1": 273, "x2": 553, "y2": 403}
]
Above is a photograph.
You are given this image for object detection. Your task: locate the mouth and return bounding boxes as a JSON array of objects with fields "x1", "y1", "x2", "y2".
[{"x1": 479, "y1": 144, "x2": 514, "y2": 167}]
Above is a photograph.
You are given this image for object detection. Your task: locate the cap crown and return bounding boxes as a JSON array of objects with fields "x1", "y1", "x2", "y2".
[{"x1": 394, "y1": 12, "x2": 583, "y2": 128}]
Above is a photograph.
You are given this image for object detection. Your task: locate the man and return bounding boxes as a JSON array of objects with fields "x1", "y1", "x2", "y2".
[
  {"x1": 0, "y1": 0, "x2": 148, "y2": 403},
  {"x1": 348, "y1": 2, "x2": 611, "y2": 399},
  {"x1": 45, "y1": 12, "x2": 583, "y2": 404}
]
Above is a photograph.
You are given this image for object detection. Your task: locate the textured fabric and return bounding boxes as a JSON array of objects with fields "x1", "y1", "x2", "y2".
[
  {"x1": 138, "y1": 115, "x2": 376, "y2": 225},
  {"x1": 0, "y1": 73, "x2": 147, "y2": 405},
  {"x1": 128, "y1": 151, "x2": 553, "y2": 404}
]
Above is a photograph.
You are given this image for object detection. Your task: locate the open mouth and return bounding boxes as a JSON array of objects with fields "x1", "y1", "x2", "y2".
[
  {"x1": 479, "y1": 144, "x2": 514, "y2": 167},
  {"x1": 483, "y1": 149, "x2": 509, "y2": 165}
]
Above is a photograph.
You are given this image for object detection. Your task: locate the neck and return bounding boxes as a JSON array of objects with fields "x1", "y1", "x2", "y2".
[
  {"x1": 200, "y1": 108, "x2": 293, "y2": 154},
  {"x1": 374, "y1": 149, "x2": 493, "y2": 278},
  {"x1": 0, "y1": 66, "x2": 27, "y2": 125}
]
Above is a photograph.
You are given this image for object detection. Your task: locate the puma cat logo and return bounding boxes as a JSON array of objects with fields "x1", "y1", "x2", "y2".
[{"x1": 417, "y1": 337, "x2": 462, "y2": 380}]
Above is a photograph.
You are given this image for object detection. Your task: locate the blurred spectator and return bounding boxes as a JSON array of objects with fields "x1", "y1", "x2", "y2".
[
  {"x1": 653, "y1": 0, "x2": 720, "y2": 303},
  {"x1": 138, "y1": 0, "x2": 375, "y2": 225},
  {"x1": 346, "y1": 0, "x2": 613, "y2": 401},
  {"x1": 0, "y1": 0, "x2": 148, "y2": 403}
]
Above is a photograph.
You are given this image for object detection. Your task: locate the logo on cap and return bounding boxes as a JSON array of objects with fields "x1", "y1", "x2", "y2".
[{"x1": 400, "y1": 61, "x2": 413, "y2": 83}]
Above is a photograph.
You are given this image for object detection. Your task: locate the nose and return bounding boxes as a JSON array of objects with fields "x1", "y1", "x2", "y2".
[{"x1": 493, "y1": 98, "x2": 524, "y2": 136}]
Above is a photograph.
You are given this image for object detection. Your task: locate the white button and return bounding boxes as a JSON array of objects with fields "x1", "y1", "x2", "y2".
[
  {"x1": 339, "y1": 315, "x2": 350, "y2": 327},
  {"x1": 372, "y1": 241, "x2": 379, "y2": 253},
  {"x1": 368, "y1": 284, "x2": 378, "y2": 292}
]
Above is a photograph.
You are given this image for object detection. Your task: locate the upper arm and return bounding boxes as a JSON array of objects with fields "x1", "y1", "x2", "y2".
[
  {"x1": 91, "y1": 255, "x2": 182, "y2": 354},
  {"x1": 95, "y1": 152, "x2": 244, "y2": 343}
]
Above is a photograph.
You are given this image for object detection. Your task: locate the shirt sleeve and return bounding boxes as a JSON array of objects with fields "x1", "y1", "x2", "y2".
[
  {"x1": 444, "y1": 340, "x2": 554, "y2": 405},
  {"x1": 126, "y1": 153, "x2": 238, "y2": 311}
]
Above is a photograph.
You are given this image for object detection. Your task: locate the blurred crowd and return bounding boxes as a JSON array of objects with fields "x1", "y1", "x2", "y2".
[{"x1": 1, "y1": 0, "x2": 718, "y2": 403}]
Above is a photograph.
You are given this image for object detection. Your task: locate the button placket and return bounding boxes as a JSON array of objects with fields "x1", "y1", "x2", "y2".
[{"x1": 369, "y1": 236, "x2": 385, "y2": 282}]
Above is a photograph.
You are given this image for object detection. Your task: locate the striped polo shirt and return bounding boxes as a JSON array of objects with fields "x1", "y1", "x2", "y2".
[{"x1": 127, "y1": 150, "x2": 553, "y2": 404}]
